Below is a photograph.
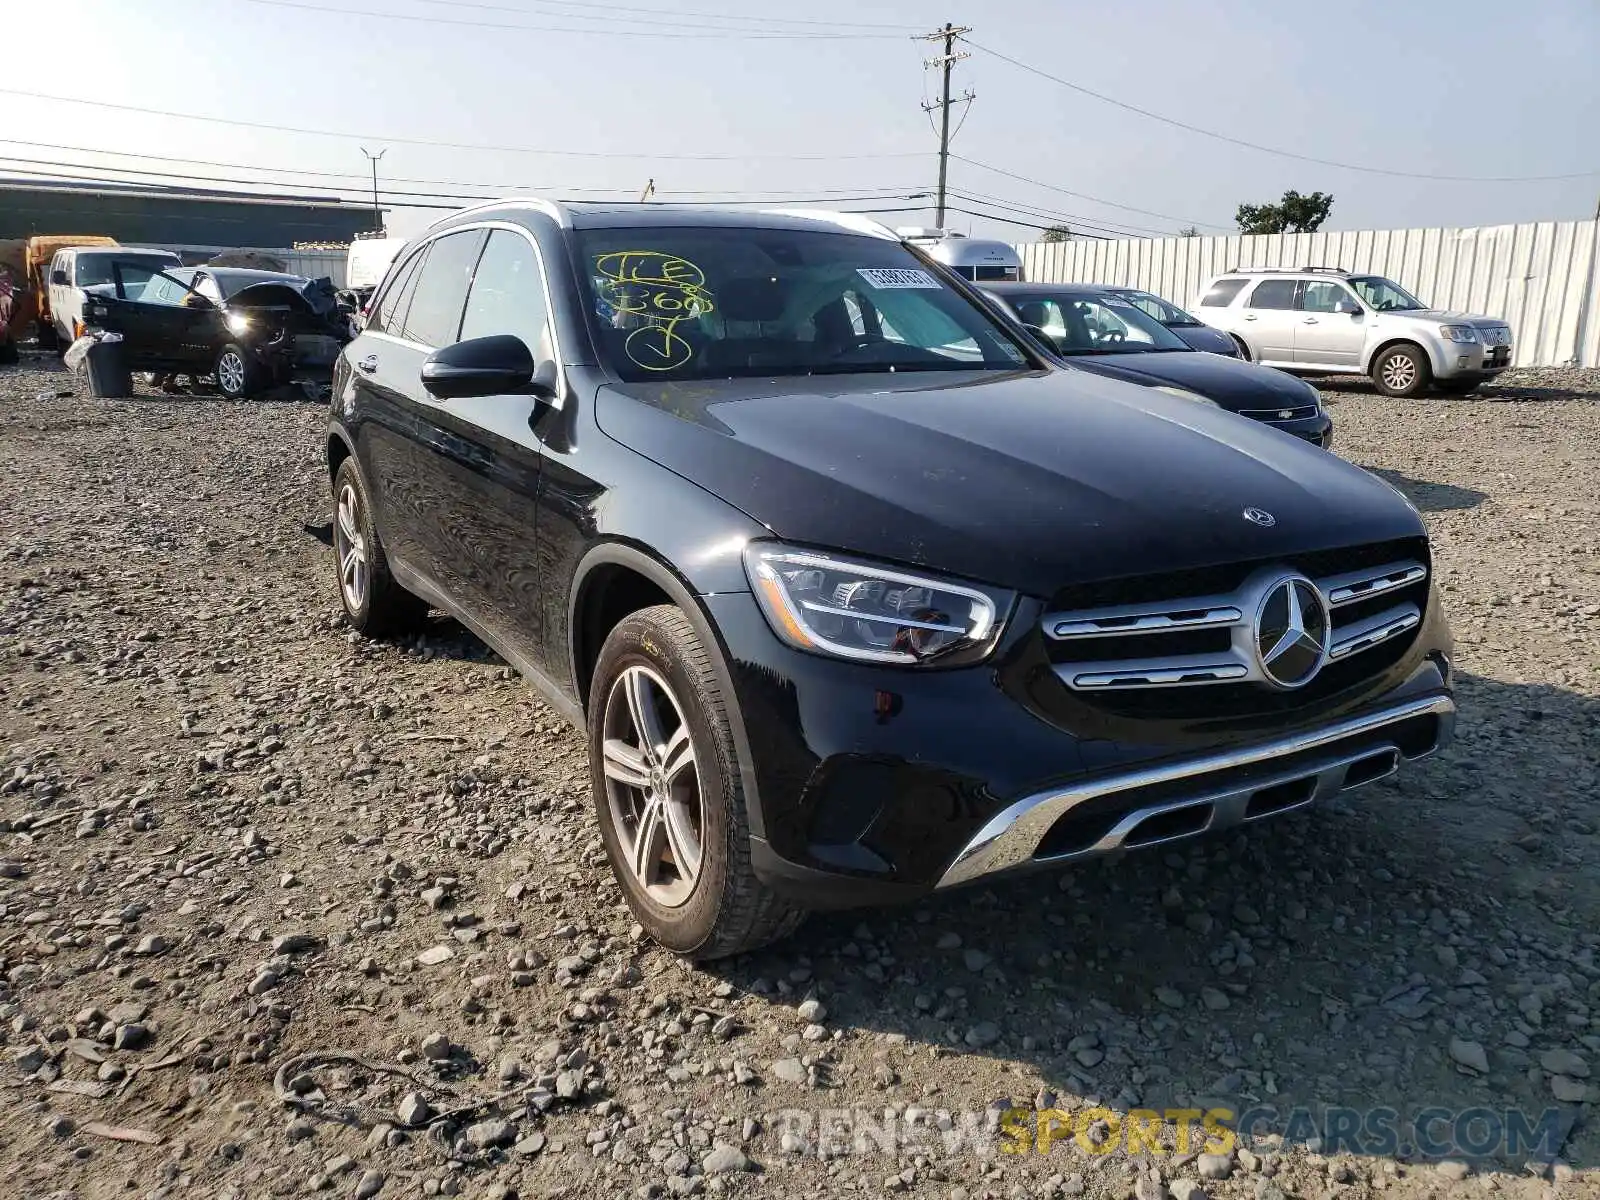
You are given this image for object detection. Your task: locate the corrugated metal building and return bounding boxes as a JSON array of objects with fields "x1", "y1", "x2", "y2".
[
  {"x1": 1015, "y1": 219, "x2": 1600, "y2": 368},
  {"x1": 0, "y1": 179, "x2": 381, "y2": 249}
]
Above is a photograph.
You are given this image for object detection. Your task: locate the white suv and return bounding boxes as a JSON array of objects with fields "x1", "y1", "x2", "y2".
[{"x1": 1193, "y1": 267, "x2": 1513, "y2": 397}]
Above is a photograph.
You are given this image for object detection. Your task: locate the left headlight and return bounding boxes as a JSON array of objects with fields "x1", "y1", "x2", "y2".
[
  {"x1": 1151, "y1": 384, "x2": 1218, "y2": 407},
  {"x1": 743, "y1": 543, "x2": 1012, "y2": 667},
  {"x1": 225, "y1": 312, "x2": 253, "y2": 336},
  {"x1": 1439, "y1": 324, "x2": 1478, "y2": 343}
]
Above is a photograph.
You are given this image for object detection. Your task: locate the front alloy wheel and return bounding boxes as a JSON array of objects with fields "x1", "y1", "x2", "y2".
[
  {"x1": 600, "y1": 665, "x2": 704, "y2": 908},
  {"x1": 333, "y1": 482, "x2": 369, "y2": 614}
]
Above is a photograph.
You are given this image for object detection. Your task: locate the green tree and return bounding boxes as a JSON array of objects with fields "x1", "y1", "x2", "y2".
[
  {"x1": 1040, "y1": 225, "x2": 1072, "y2": 243},
  {"x1": 1177, "y1": 226, "x2": 1200, "y2": 238},
  {"x1": 1235, "y1": 190, "x2": 1334, "y2": 234}
]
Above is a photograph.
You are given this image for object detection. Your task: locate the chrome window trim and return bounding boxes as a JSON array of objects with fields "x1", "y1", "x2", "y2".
[{"x1": 358, "y1": 219, "x2": 568, "y2": 409}]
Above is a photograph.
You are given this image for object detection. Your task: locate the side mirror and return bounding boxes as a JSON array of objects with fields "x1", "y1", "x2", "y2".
[
  {"x1": 51, "y1": 269, "x2": 69, "y2": 286},
  {"x1": 421, "y1": 334, "x2": 541, "y2": 399},
  {"x1": 1336, "y1": 301, "x2": 1362, "y2": 316}
]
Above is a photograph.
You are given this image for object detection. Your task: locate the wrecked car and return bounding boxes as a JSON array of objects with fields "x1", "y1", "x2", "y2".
[{"x1": 82, "y1": 263, "x2": 353, "y2": 398}]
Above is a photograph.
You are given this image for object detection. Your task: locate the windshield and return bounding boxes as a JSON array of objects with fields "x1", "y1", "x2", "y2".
[
  {"x1": 75, "y1": 253, "x2": 180, "y2": 289},
  {"x1": 1002, "y1": 292, "x2": 1192, "y2": 354},
  {"x1": 1117, "y1": 289, "x2": 1198, "y2": 326},
  {"x1": 575, "y1": 227, "x2": 1032, "y2": 381},
  {"x1": 1350, "y1": 275, "x2": 1426, "y2": 312}
]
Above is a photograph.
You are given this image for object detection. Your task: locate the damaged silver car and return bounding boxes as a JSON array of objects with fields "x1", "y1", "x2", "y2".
[{"x1": 83, "y1": 262, "x2": 353, "y2": 398}]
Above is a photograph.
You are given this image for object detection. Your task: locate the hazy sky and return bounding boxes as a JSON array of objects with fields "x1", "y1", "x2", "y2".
[{"x1": 7, "y1": 0, "x2": 1598, "y2": 243}]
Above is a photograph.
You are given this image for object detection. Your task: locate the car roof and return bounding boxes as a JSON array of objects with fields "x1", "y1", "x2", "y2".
[
  {"x1": 428, "y1": 198, "x2": 898, "y2": 240},
  {"x1": 198, "y1": 267, "x2": 309, "y2": 285},
  {"x1": 78, "y1": 246, "x2": 180, "y2": 258},
  {"x1": 981, "y1": 281, "x2": 1114, "y2": 296}
]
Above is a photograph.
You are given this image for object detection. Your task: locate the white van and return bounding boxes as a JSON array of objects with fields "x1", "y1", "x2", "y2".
[
  {"x1": 49, "y1": 246, "x2": 182, "y2": 344},
  {"x1": 345, "y1": 237, "x2": 407, "y2": 298},
  {"x1": 897, "y1": 228, "x2": 1023, "y2": 282}
]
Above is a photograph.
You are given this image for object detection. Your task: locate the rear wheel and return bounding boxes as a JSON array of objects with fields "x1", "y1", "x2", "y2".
[
  {"x1": 214, "y1": 344, "x2": 262, "y2": 399},
  {"x1": 331, "y1": 457, "x2": 427, "y2": 637},
  {"x1": 1372, "y1": 344, "x2": 1431, "y2": 398},
  {"x1": 589, "y1": 605, "x2": 806, "y2": 960}
]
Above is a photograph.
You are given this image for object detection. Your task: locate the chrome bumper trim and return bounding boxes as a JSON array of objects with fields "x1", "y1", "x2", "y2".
[{"x1": 934, "y1": 693, "x2": 1455, "y2": 889}]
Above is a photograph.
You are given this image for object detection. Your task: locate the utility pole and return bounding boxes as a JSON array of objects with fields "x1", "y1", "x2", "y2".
[
  {"x1": 919, "y1": 22, "x2": 972, "y2": 229},
  {"x1": 360, "y1": 147, "x2": 387, "y2": 234}
]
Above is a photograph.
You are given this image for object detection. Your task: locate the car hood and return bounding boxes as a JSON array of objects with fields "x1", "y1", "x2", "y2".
[
  {"x1": 1168, "y1": 323, "x2": 1238, "y2": 355},
  {"x1": 1062, "y1": 352, "x2": 1318, "y2": 412},
  {"x1": 225, "y1": 276, "x2": 341, "y2": 318},
  {"x1": 594, "y1": 368, "x2": 1421, "y2": 597},
  {"x1": 1385, "y1": 308, "x2": 1508, "y2": 328}
]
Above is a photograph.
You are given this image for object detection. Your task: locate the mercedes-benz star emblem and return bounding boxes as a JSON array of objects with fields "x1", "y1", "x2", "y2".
[
  {"x1": 1243, "y1": 507, "x2": 1276, "y2": 527},
  {"x1": 1254, "y1": 576, "x2": 1329, "y2": 689}
]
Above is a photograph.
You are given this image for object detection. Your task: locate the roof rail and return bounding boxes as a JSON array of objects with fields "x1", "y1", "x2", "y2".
[
  {"x1": 1224, "y1": 264, "x2": 1350, "y2": 276},
  {"x1": 426, "y1": 196, "x2": 570, "y2": 230}
]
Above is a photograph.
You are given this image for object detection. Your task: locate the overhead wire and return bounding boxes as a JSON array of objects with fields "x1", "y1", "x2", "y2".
[
  {"x1": 234, "y1": 0, "x2": 905, "y2": 38},
  {"x1": 963, "y1": 38, "x2": 1600, "y2": 183},
  {"x1": 0, "y1": 88, "x2": 926, "y2": 162}
]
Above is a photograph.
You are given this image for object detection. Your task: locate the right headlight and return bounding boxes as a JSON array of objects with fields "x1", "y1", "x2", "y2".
[
  {"x1": 743, "y1": 543, "x2": 1012, "y2": 667},
  {"x1": 1439, "y1": 325, "x2": 1478, "y2": 343}
]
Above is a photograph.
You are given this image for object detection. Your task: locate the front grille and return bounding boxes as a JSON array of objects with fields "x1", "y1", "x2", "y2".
[
  {"x1": 1041, "y1": 539, "x2": 1429, "y2": 712},
  {"x1": 1237, "y1": 404, "x2": 1318, "y2": 421}
]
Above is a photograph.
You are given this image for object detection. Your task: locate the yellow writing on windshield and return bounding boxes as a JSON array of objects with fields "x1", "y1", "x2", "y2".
[{"x1": 594, "y1": 251, "x2": 716, "y2": 372}]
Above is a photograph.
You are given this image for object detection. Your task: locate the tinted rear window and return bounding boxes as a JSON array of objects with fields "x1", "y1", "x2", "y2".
[
  {"x1": 1247, "y1": 279, "x2": 1297, "y2": 310},
  {"x1": 1199, "y1": 278, "x2": 1248, "y2": 307}
]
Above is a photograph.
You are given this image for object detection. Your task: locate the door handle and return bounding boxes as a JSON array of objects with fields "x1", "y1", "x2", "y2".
[
  {"x1": 1243, "y1": 314, "x2": 1258, "y2": 321},
  {"x1": 355, "y1": 355, "x2": 378, "y2": 375},
  {"x1": 1302, "y1": 317, "x2": 1319, "y2": 324}
]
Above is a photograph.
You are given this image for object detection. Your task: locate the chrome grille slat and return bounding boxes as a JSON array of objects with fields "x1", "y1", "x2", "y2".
[
  {"x1": 1050, "y1": 604, "x2": 1242, "y2": 640},
  {"x1": 1042, "y1": 557, "x2": 1428, "y2": 692},
  {"x1": 1328, "y1": 605, "x2": 1420, "y2": 661},
  {"x1": 1323, "y1": 562, "x2": 1428, "y2": 607}
]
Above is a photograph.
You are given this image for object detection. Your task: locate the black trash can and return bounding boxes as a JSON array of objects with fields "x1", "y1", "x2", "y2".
[{"x1": 84, "y1": 337, "x2": 132, "y2": 398}]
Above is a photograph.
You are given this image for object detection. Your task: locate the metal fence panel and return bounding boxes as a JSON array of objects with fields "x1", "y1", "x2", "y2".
[{"x1": 1017, "y1": 220, "x2": 1600, "y2": 367}]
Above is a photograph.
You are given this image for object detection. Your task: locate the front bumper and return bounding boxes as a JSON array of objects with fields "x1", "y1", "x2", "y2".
[
  {"x1": 1260, "y1": 409, "x2": 1333, "y2": 449},
  {"x1": 707, "y1": 588, "x2": 1454, "y2": 907},
  {"x1": 1433, "y1": 338, "x2": 1513, "y2": 380}
]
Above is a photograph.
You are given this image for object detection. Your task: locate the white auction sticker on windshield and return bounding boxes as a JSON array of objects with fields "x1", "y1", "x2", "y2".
[{"x1": 856, "y1": 268, "x2": 942, "y2": 290}]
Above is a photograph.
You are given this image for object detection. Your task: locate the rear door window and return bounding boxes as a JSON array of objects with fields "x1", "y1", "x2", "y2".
[
  {"x1": 1247, "y1": 279, "x2": 1298, "y2": 310},
  {"x1": 1298, "y1": 280, "x2": 1354, "y2": 313},
  {"x1": 369, "y1": 249, "x2": 425, "y2": 335},
  {"x1": 1199, "y1": 278, "x2": 1247, "y2": 308},
  {"x1": 399, "y1": 230, "x2": 486, "y2": 348}
]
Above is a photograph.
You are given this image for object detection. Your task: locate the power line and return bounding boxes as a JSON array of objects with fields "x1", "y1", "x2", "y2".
[
  {"x1": 944, "y1": 189, "x2": 1170, "y2": 237},
  {"x1": 0, "y1": 160, "x2": 931, "y2": 211},
  {"x1": 409, "y1": 0, "x2": 913, "y2": 32},
  {"x1": 0, "y1": 88, "x2": 925, "y2": 162},
  {"x1": 964, "y1": 38, "x2": 1600, "y2": 184},
  {"x1": 235, "y1": 0, "x2": 903, "y2": 38},
  {"x1": 951, "y1": 154, "x2": 1225, "y2": 229},
  {"x1": 0, "y1": 137, "x2": 931, "y2": 196}
]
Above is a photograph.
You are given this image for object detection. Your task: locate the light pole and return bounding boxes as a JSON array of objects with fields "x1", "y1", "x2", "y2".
[{"x1": 360, "y1": 147, "x2": 387, "y2": 234}]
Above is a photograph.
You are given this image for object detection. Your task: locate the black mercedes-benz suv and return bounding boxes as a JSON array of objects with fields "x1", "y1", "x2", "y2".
[{"x1": 327, "y1": 201, "x2": 1455, "y2": 959}]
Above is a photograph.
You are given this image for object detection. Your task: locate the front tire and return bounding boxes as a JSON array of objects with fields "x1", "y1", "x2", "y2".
[
  {"x1": 588, "y1": 605, "x2": 805, "y2": 960},
  {"x1": 215, "y1": 344, "x2": 262, "y2": 399},
  {"x1": 1372, "y1": 344, "x2": 1431, "y2": 398},
  {"x1": 331, "y1": 457, "x2": 427, "y2": 637}
]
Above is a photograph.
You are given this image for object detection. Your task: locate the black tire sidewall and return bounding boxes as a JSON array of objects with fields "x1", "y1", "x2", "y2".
[
  {"x1": 1374, "y1": 345, "x2": 1429, "y2": 397},
  {"x1": 588, "y1": 610, "x2": 735, "y2": 956},
  {"x1": 333, "y1": 458, "x2": 376, "y2": 629},
  {"x1": 216, "y1": 344, "x2": 257, "y2": 399}
]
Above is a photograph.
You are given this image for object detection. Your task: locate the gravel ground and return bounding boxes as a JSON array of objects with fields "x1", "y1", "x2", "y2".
[{"x1": 1, "y1": 355, "x2": 1596, "y2": 1200}]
